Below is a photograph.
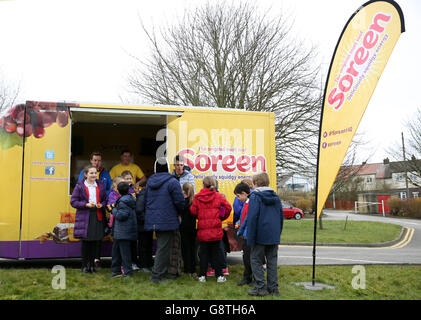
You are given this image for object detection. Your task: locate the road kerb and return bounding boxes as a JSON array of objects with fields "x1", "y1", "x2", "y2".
[{"x1": 279, "y1": 227, "x2": 410, "y2": 248}]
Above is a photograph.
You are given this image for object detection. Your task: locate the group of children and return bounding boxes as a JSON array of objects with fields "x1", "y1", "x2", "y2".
[{"x1": 73, "y1": 165, "x2": 283, "y2": 296}]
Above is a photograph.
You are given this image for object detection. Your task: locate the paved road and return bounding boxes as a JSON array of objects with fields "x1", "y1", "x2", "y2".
[{"x1": 227, "y1": 210, "x2": 421, "y2": 266}]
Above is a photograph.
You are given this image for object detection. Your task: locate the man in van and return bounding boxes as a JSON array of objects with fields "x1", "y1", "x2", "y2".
[
  {"x1": 110, "y1": 149, "x2": 146, "y2": 188},
  {"x1": 172, "y1": 154, "x2": 196, "y2": 193},
  {"x1": 77, "y1": 151, "x2": 112, "y2": 195}
]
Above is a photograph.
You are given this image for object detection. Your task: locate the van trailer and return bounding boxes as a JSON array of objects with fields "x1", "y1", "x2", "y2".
[{"x1": 0, "y1": 101, "x2": 276, "y2": 259}]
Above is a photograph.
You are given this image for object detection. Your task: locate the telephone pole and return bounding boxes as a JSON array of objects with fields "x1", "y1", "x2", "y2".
[{"x1": 401, "y1": 132, "x2": 411, "y2": 199}]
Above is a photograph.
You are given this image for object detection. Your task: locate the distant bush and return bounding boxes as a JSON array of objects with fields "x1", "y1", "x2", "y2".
[
  {"x1": 310, "y1": 196, "x2": 316, "y2": 214},
  {"x1": 296, "y1": 199, "x2": 312, "y2": 214},
  {"x1": 278, "y1": 189, "x2": 314, "y2": 209},
  {"x1": 386, "y1": 197, "x2": 421, "y2": 219},
  {"x1": 407, "y1": 198, "x2": 421, "y2": 219},
  {"x1": 386, "y1": 197, "x2": 403, "y2": 216}
]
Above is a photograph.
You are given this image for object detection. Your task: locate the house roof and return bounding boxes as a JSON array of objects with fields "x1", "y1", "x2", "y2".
[
  {"x1": 348, "y1": 158, "x2": 421, "y2": 179},
  {"x1": 357, "y1": 163, "x2": 382, "y2": 175},
  {"x1": 343, "y1": 162, "x2": 392, "y2": 179}
]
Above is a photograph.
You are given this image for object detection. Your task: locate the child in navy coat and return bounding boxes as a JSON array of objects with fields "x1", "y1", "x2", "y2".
[
  {"x1": 246, "y1": 172, "x2": 283, "y2": 296},
  {"x1": 110, "y1": 182, "x2": 138, "y2": 278}
]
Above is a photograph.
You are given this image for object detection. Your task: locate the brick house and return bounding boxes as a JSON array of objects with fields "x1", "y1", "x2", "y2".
[{"x1": 341, "y1": 158, "x2": 421, "y2": 213}]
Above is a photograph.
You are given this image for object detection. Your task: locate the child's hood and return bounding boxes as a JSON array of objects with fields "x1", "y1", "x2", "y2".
[
  {"x1": 119, "y1": 194, "x2": 136, "y2": 209},
  {"x1": 147, "y1": 172, "x2": 175, "y2": 189},
  {"x1": 195, "y1": 188, "x2": 218, "y2": 203},
  {"x1": 253, "y1": 187, "x2": 279, "y2": 205}
]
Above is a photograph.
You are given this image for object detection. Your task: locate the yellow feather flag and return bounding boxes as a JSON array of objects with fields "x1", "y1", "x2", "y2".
[{"x1": 316, "y1": 0, "x2": 405, "y2": 219}]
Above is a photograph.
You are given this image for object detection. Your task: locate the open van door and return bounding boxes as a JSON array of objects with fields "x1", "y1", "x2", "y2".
[
  {"x1": 0, "y1": 103, "x2": 25, "y2": 258},
  {"x1": 19, "y1": 101, "x2": 74, "y2": 258}
]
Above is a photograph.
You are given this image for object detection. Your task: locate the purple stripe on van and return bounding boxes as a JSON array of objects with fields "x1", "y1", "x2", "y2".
[
  {"x1": 0, "y1": 241, "x2": 19, "y2": 258},
  {"x1": 21, "y1": 241, "x2": 82, "y2": 258},
  {"x1": 0, "y1": 240, "x2": 113, "y2": 259}
]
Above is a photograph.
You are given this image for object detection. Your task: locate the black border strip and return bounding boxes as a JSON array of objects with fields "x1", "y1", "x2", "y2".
[{"x1": 18, "y1": 102, "x2": 28, "y2": 259}]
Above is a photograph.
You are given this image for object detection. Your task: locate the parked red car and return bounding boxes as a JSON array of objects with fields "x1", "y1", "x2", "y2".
[{"x1": 281, "y1": 201, "x2": 303, "y2": 220}]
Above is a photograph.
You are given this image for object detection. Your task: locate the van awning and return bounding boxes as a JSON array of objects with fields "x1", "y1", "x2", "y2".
[{"x1": 69, "y1": 107, "x2": 183, "y2": 125}]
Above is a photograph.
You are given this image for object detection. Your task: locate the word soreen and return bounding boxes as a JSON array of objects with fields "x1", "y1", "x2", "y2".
[
  {"x1": 328, "y1": 12, "x2": 392, "y2": 110},
  {"x1": 179, "y1": 148, "x2": 266, "y2": 173}
]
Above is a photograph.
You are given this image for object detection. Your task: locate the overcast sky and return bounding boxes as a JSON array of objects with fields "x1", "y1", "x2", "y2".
[{"x1": 0, "y1": 0, "x2": 419, "y2": 164}]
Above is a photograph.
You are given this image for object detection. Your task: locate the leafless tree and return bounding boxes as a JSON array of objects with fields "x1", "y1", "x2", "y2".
[
  {"x1": 387, "y1": 107, "x2": 421, "y2": 188},
  {"x1": 330, "y1": 133, "x2": 371, "y2": 193},
  {"x1": 128, "y1": 1, "x2": 322, "y2": 176},
  {"x1": 317, "y1": 133, "x2": 369, "y2": 229},
  {"x1": 0, "y1": 74, "x2": 19, "y2": 115}
]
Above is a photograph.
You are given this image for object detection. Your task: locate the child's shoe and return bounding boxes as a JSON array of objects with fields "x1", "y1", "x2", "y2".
[
  {"x1": 248, "y1": 287, "x2": 269, "y2": 296},
  {"x1": 206, "y1": 268, "x2": 215, "y2": 276},
  {"x1": 217, "y1": 276, "x2": 227, "y2": 283},
  {"x1": 122, "y1": 272, "x2": 134, "y2": 280},
  {"x1": 110, "y1": 272, "x2": 122, "y2": 278},
  {"x1": 132, "y1": 263, "x2": 140, "y2": 271},
  {"x1": 141, "y1": 267, "x2": 152, "y2": 273},
  {"x1": 222, "y1": 267, "x2": 229, "y2": 276},
  {"x1": 198, "y1": 276, "x2": 206, "y2": 282}
]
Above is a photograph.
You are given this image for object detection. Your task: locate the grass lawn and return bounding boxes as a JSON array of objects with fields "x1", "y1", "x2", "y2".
[
  {"x1": 0, "y1": 264, "x2": 420, "y2": 300},
  {"x1": 281, "y1": 220, "x2": 402, "y2": 244}
]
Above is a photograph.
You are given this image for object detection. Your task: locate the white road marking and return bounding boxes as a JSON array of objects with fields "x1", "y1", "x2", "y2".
[{"x1": 278, "y1": 255, "x2": 391, "y2": 264}]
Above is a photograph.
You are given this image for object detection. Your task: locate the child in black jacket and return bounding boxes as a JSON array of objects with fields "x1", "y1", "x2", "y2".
[
  {"x1": 135, "y1": 187, "x2": 154, "y2": 272},
  {"x1": 110, "y1": 182, "x2": 137, "y2": 278},
  {"x1": 180, "y1": 182, "x2": 197, "y2": 276}
]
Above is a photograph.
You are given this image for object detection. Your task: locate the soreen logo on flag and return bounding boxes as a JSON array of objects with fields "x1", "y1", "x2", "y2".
[{"x1": 328, "y1": 12, "x2": 392, "y2": 111}]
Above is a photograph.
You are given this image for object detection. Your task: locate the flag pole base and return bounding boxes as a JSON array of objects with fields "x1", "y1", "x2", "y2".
[{"x1": 295, "y1": 282, "x2": 335, "y2": 291}]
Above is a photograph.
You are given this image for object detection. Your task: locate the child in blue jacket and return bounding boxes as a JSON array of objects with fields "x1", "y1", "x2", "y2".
[{"x1": 246, "y1": 172, "x2": 283, "y2": 297}]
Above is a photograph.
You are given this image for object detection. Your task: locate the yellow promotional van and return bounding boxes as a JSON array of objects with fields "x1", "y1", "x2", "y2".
[{"x1": 0, "y1": 101, "x2": 276, "y2": 259}]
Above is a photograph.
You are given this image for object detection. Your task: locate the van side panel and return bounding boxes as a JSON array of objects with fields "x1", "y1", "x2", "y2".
[
  {"x1": 1, "y1": 102, "x2": 277, "y2": 258},
  {"x1": 167, "y1": 109, "x2": 277, "y2": 223},
  {"x1": 0, "y1": 115, "x2": 24, "y2": 258}
]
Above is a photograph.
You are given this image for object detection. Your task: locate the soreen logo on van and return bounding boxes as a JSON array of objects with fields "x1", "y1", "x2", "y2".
[{"x1": 178, "y1": 148, "x2": 266, "y2": 173}]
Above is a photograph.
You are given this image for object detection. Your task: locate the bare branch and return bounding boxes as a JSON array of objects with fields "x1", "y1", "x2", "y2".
[{"x1": 128, "y1": 1, "x2": 322, "y2": 175}]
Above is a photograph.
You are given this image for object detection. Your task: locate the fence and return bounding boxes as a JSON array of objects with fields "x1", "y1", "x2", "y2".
[{"x1": 324, "y1": 200, "x2": 355, "y2": 210}]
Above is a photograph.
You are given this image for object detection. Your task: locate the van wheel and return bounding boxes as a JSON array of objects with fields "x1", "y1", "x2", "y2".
[{"x1": 294, "y1": 213, "x2": 302, "y2": 220}]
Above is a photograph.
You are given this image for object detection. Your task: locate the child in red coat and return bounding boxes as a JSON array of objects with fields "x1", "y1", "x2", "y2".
[{"x1": 190, "y1": 176, "x2": 232, "y2": 283}]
